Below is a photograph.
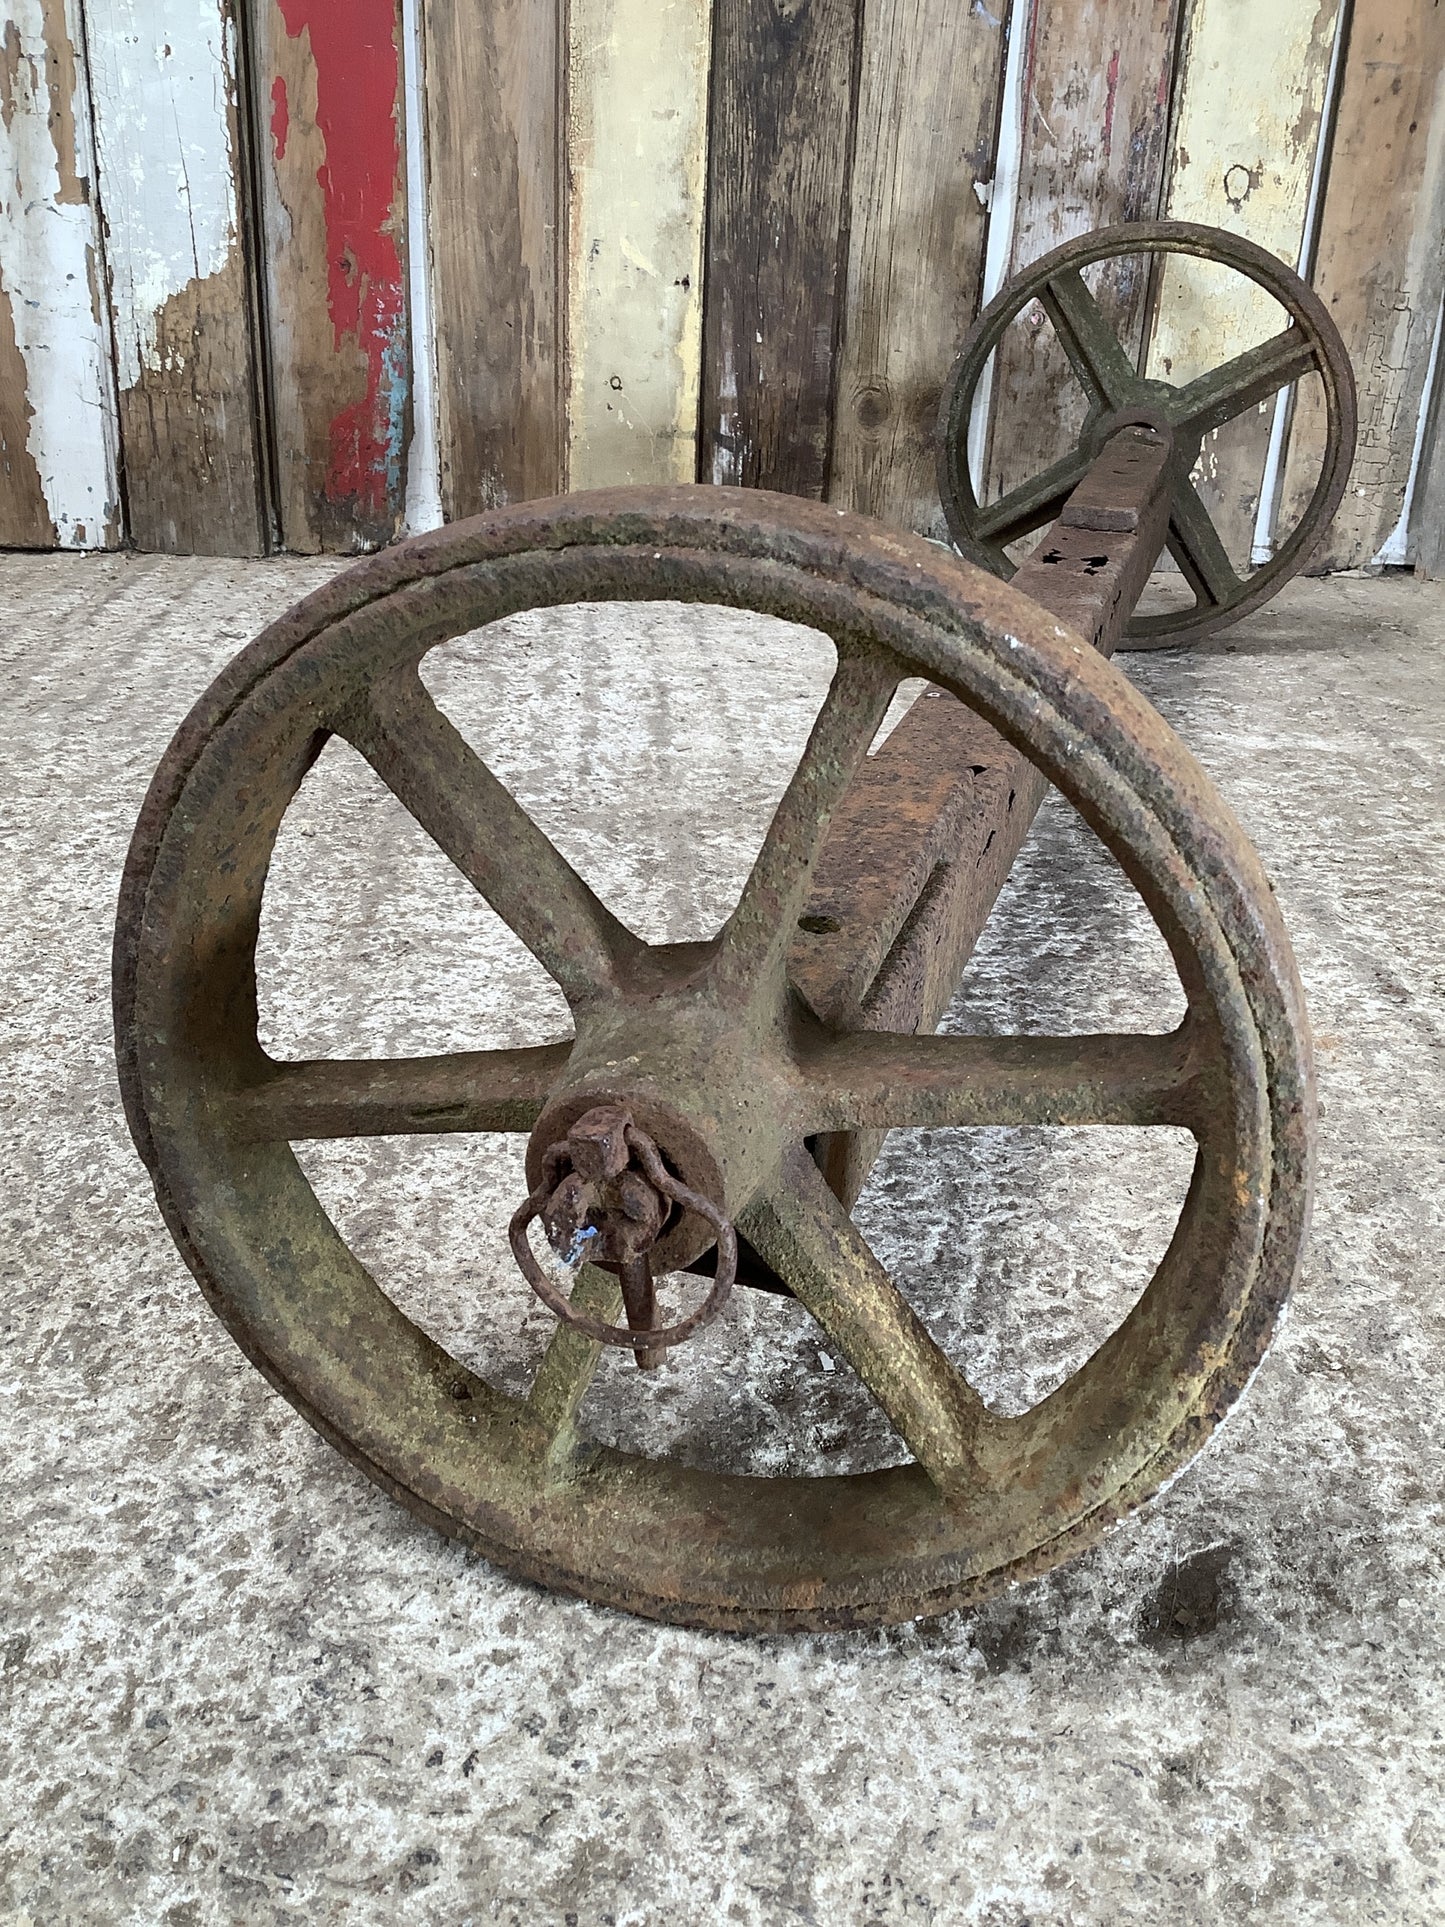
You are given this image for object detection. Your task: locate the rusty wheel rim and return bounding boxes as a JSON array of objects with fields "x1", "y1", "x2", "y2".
[
  {"x1": 114, "y1": 487, "x2": 1312, "y2": 1631},
  {"x1": 937, "y1": 220, "x2": 1358, "y2": 648}
]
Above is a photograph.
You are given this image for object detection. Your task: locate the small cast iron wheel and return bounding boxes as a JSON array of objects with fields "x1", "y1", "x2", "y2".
[
  {"x1": 937, "y1": 220, "x2": 1357, "y2": 648},
  {"x1": 114, "y1": 487, "x2": 1312, "y2": 1633}
]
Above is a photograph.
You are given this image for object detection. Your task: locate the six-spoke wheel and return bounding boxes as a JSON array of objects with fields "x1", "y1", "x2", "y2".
[{"x1": 115, "y1": 489, "x2": 1314, "y2": 1630}]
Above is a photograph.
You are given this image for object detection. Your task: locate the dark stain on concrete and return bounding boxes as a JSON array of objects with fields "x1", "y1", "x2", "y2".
[{"x1": 1139, "y1": 1544, "x2": 1238, "y2": 1647}]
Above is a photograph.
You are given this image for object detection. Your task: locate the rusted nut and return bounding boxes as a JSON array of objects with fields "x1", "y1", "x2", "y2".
[
  {"x1": 539, "y1": 1162, "x2": 668, "y2": 1267},
  {"x1": 563, "y1": 1104, "x2": 633, "y2": 1184},
  {"x1": 509, "y1": 1108, "x2": 738, "y2": 1355}
]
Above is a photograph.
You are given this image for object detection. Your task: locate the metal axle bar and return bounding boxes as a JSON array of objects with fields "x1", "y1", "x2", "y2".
[{"x1": 791, "y1": 423, "x2": 1178, "y2": 1217}]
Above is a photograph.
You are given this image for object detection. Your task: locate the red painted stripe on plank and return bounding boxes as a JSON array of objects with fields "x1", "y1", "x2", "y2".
[{"x1": 278, "y1": 0, "x2": 407, "y2": 517}]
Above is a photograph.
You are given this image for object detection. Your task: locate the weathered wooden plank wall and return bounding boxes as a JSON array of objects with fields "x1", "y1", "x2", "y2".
[
  {"x1": 1280, "y1": 0, "x2": 1445, "y2": 568},
  {"x1": 565, "y1": 0, "x2": 711, "y2": 489},
  {"x1": 85, "y1": 0, "x2": 267, "y2": 554},
  {"x1": 7, "y1": 0, "x2": 1444, "y2": 566},
  {"x1": 985, "y1": 0, "x2": 1181, "y2": 510},
  {"x1": 1148, "y1": 0, "x2": 1342, "y2": 567},
  {"x1": 423, "y1": 0, "x2": 561, "y2": 517},
  {"x1": 701, "y1": 0, "x2": 859, "y2": 496},
  {"x1": 256, "y1": 0, "x2": 412, "y2": 551},
  {"x1": 828, "y1": 0, "x2": 1009, "y2": 535},
  {"x1": 0, "y1": 0, "x2": 119, "y2": 548}
]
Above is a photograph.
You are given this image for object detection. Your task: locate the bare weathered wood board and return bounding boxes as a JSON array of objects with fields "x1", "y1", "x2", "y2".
[
  {"x1": 701, "y1": 0, "x2": 859, "y2": 496},
  {"x1": 1281, "y1": 0, "x2": 1445, "y2": 569},
  {"x1": 85, "y1": 0, "x2": 266, "y2": 554},
  {"x1": 425, "y1": 0, "x2": 561, "y2": 515},
  {"x1": 566, "y1": 0, "x2": 711, "y2": 489},
  {"x1": 985, "y1": 0, "x2": 1181, "y2": 513},
  {"x1": 256, "y1": 0, "x2": 412, "y2": 551},
  {"x1": 0, "y1": 0, "x2": 119, "y2": 548},
  {"x1": 1148, "y1": 0, "x2": 1341, "y2": 569},
  {"x1": 829, "y1": 0, "x2": 1009, "y2": 536}
]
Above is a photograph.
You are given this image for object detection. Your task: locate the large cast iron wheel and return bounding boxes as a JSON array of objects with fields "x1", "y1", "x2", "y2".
[
  {"x1": 114, "y1": 487, "x2": 1313, "y2": 1632},
  {"x1": 937, "y1": 220, "x2": 1357, "y2": 647}
]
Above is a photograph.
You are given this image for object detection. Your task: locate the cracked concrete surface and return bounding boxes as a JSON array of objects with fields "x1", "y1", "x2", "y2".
[{"x1": 1, "y1": 553, "x2": 1441, "y2": 1924}]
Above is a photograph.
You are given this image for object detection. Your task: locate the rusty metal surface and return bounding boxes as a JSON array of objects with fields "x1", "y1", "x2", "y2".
[
  {"x1": 112, "y1": 481, "x2": 1315, "y2": 1630},
  {"x1": 509, "y1": 1104, "x2": 738, "y2": 1365},
  {"x1": 803, "y1": 425, "x2": 1177, "y2": 1210},
  {"x1": 936, "y1": 221, "x2": 1358, "y2": 647}
]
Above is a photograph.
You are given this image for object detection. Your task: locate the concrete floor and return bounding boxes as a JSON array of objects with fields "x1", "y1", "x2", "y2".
[{"x1": 1, "y1": 552, "x2": 1441, "y2": 1925}]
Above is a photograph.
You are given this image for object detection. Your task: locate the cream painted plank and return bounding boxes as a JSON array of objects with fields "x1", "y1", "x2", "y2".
[
  {"x1": 1281, "y1": 0, "x2": 1445, "y2": 570},
  {"x1": 566, "y1": 0, "x2": 711, "y2": 488},
  {"x1": 85, "y1": 0, "x2": 266, "y2": 553},
  {"x1": 1149, "y1": 0, "x2": 1340, "y2": 568},
  {"x1": 0, "y1": 0, "x2": 119, "y2": 549},
  {"x1": 830, "y1": 0, "x2": 1009, "y2": 535}
]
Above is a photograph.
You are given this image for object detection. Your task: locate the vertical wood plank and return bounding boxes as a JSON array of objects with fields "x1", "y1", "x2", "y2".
[
  {"x1": 1148, "y1": 0, "x2": 1341, "y2": 565},
  {"x1": 565, "y1": 0, "x2": 711, "y2": 489},
  {"x1": 0, "y1": 0, "x2": 119, "y2": 548},
  {"x1": 829, "y1": 0, "x2": 1009, "y2": 535},
  {"x1": 985, "y1": 0, "x2": 1181, "y2": 510},
  {"x1": 1413, "y1": 329, "x2": 1445, "y2": 578},
  {"x1": 256, "y1": 0, "x2": 412, "y2": 551},
  {"x1": 701, "y1": 0, "x2": 860, "y2": 496},
  {"x1": 423, "y1": 0, "x2": 561, "y2": 516},
  {"x1": 1281, "y1": 0, "x2": 1445, "y2": 569},
  {"x1": 86, "y1": 0, "x2": 266, "y2": 554}
]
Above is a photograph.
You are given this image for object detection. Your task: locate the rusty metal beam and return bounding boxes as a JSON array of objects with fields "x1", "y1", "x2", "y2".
[{"x1": 790, "y1": 424, "x2": 1177, "y2": 1209}]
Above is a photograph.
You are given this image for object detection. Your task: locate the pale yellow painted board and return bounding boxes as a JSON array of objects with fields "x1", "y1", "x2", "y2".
[
  {"x1": 566, "y1": 0, "x2": 711, "y2": 489},
  {"x1": 1146, "y1": 0, "x2": 1338, "y2": 563},
  {"x1": 1151, "y1": 0, "x2": 1340, "y2": 380}
]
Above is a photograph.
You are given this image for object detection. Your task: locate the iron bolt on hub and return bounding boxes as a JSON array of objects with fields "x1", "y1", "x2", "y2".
[{"x1": 509, "y1": 1104, "x2": 738, "y2": 1372}]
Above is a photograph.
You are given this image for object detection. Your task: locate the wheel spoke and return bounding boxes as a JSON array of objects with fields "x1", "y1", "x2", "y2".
[
  {"x1": 797, "y1": 1027, "x2": 1204, "y2": 1134},
  {"x1": 524, "y1": 1264, "x2": 625, "y2": 1458},
  {"x1": 1167, "y1": 475, "x2": 1243, "y2": 608},
  {"x1": 342, "y1": 668, "x2": 645, "y2": 1009},
  {"x1": 1040, "y1": 268, "x2": 1140, "y2": 411},
  {"x1": 231, "y1": 1042, "x2": 572, "y2": 1140},
  {"x1": 711, "y1": 651, "x2": 898, "y2": 1007},
  {"x1": 739, "y1": 1148, "x2": 988, "y2": 1496},
  {"x1": 976, "y1": 444, "x2": 1096, "y2": 545},
  {"x1": 1165, "y1": 327, "x2": 1317, "y2": 438}
]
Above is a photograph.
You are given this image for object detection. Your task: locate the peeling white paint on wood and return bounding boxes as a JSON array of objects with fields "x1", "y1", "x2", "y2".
[
  {"x1": 0, "y1": 0, "x2": 119, "y2": 548},
  {"x1": 566, "y1": 0, "x2": 710, "y2": 489},
  {"x1": 83, "y1": 0, "x2": 242, "y2": 392},
  {"x1": 1149, "y1": 0, "x2": 1340, "y2": 381}
]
